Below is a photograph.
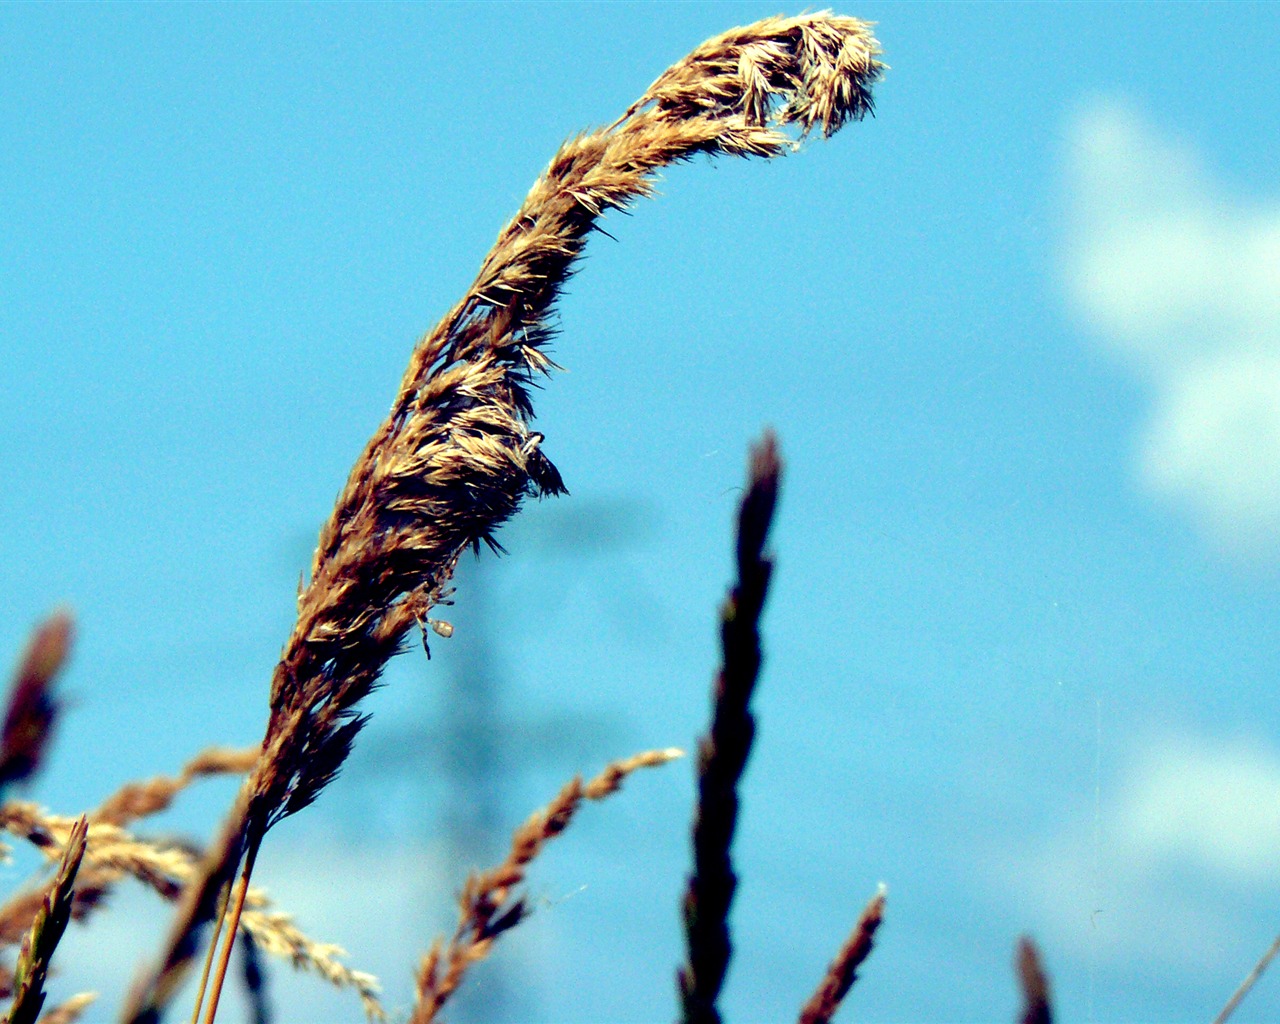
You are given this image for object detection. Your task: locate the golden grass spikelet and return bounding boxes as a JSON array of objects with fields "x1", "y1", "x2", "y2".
[
  {"x1": 611, "y1": 12, "x2": 881, "y2": 137},
  {"x1": 93, "y1": 748, "x2": 260, "y2": 829},
  {"x1": 410, "y1": 748, "x2": 682, "y2": 1024},
  {"x1": 1, "y1": 803, "x2": 195, "y2": 904},
  {"x1": 0, "y1": 803, "x2": 384, "y2": 1020},
  {"x1": 583, "y1": 747, "x2": 684, "y2": 799},
  {"x1": 239, "y1": 909, "x2": 384, "y2": 1022},
  {"x1": 27, "y1": 993, "x2": 96, "y2": 1024}
]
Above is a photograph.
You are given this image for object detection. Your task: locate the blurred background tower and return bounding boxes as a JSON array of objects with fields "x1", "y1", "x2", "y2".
[{"x1": 356, "y1": 497, "x2": 650, "y2": 1022}]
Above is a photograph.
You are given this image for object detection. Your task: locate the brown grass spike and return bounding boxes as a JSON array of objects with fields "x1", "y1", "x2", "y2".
[
  {"x1": 797, "y1": 887, "x2": 886, "y2": 1024},
  {"x1": 3, "y1": 815, "x2": 87, "y2": 1024},
  {"x1": 679, "y1": 432, "x2": 782, "y2": 1024},
  {"x1": 410, "y1": 748, "x2": 681, "y2": 1024},
  {"x1": 126, "y1": 14, "x2": 882, "y2": 1023}
]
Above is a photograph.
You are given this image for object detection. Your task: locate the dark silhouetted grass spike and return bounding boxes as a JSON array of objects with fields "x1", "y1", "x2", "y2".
[
  {"x1": 239, "y1": 930, "x2": 269, "y2": 1024},
  {"x1": 679, "y1": 432, "x2": 782, "y2": 1024},
  {"x1": 1016, "y1": 937, "x2": 1053, "y2": 1024},
  {"x1": 0, "y1": 611, "x2": 72, "y2": 795}
]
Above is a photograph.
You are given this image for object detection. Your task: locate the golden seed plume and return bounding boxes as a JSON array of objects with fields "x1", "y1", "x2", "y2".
[{"x1": 128, "y1": 14, "x2": 883, "y2": 1023}]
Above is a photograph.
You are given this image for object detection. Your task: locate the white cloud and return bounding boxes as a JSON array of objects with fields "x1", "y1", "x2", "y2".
[
  {"x1": 1008, "y1": 732, "x2": 1280, "y2": 971},
  {"x1": 1118, "y1": 735, "x2": 1280, "y2": 881},
  {"x1": 1064, "y1": 100, "x2": 1280, "y2": 555},
  {"x1": 1139, "y1": 353, "x2": 1280, "y2": 549}
]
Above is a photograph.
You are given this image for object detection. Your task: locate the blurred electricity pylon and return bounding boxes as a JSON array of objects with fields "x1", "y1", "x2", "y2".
[{"x1": 351, "y1": 495, "x2": 653, "y2": 1022}]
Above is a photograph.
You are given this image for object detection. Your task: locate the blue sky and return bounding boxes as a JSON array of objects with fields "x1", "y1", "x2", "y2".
[{"x1": 4, "y1": 3, "x2": 1280, "y2": 1022}]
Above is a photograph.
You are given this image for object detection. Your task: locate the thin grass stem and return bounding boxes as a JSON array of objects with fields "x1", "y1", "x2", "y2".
[
  {"x1": 1213, "y1": 932, "x2": 1280, "y2": 1024},
  {"x1": 187, "y1": 882, "x2": 232, "y2": 1024},
  {"x1": 200, "y1": 839, "x2": 259, "y2": 1024}
]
